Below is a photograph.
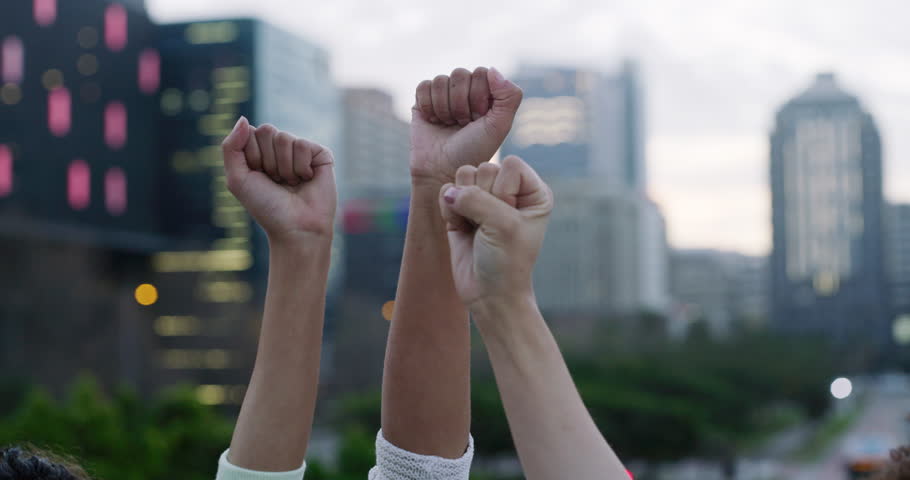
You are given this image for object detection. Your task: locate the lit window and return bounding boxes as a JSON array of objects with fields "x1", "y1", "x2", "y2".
[
  {"x1": 1, "y1": 36, "x2": 24, "y2": 84},
  {"x1": 137, "y1": 49, "x2": 160, "y2": 94},
  {"x1": 33, "y1": 0, "x2": 56, "y2": 26},
  {"x1": 105, "y1": 167, "x2": 127, "y2": 215},
  {"x1": 104, "y1": 4, "x2": 128, "y2": 52},
  {"x1": 104, "y1": 101, "x2": 127, "y2": 149},
  {"x1": 67, "y1": 159, "x2": 90, "y2": 210},
  {"x1": 48, "y1": 87, "x2": 71, "y2": 136},
  {"x1": 0, "y1": 145, "x2": 11, "y2": 197}
]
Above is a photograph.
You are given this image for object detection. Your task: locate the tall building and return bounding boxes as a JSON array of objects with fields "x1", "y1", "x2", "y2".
[
  {"x1": 0, "y1": 0, "x2": 163, "y2": 395},
  {"x1": 504, "y1": 61, "x2": 644, "y2": 190},
  {"x1": 153, "y1": 18, "x2": 342, "y2": 405},
  {"x1": 341, "y1": 88, "x2": 410, "y2": 193},
  {"x1": 533, "y1": 181, "x2": 668, "y2": 314},
  {"x1": 770, "y1": 73, "x2": 888, "y2": 343},
  {"x1": 886, "y1": 204, "x2": 910, "y2": 315},
  {"x1": 501, "y1": 61, "x2": 667, "y2": 315},
  {"x1": 670, "y1": 250, "x2": 768, "y2": 337}
]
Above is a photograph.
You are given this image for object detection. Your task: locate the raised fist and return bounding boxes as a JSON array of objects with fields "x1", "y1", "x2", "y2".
[
  {"x1": 438, "y1": 156, "x2": 553, "y2": 308},
  {"x1": 410, "y1": 67, "x2": 523, "y2": 186},
  {"x1": 221, "y1": 117, "x2": 337, "y2": 244}
]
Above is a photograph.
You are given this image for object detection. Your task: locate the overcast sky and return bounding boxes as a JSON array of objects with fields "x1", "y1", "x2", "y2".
[{"x1": 148, "y1": 0, "x2": 910, "y2": 256}]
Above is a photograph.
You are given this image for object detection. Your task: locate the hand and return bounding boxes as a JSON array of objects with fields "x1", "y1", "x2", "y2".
[
  {"x1": 410, "y1": 67, "x2": 523, "y2": 186},
  {"x1": 222, "y1": 117, "x2": 337, "y2": 246},
  {"x1": 438, "y1": 156, "x2": 553, "y2": 309}
]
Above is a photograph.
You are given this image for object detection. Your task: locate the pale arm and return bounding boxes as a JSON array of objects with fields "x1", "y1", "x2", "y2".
[{"x1": 473, "y1": 297, "x2": 628, "y2": 480}]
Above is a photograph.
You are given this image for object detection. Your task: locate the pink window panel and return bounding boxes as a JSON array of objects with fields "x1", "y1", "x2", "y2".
[
  {"x1": 48, "y1": 87, "x2": 71, "y2": 137},
  {"x1": 105, "y1": 101, "x2": 127, "y2": 150},
  {"x1": 0, "y1": 145, "x2": 12, "y2": 197},
  {"x1": 105, "y1": 167, "x2": 127, "y2": 215},
  {"x1": 105, "y1": 4, "x2": 128, "y2": 52},
  {"x1": 1, "y1": 36, "x2": 24, "y2": 84},
  {"x1": 138, "y1": 49, "x2": 160, "y2": 94},
  {"x1": 34, "y1": 0, "x2": 56, "y2": 26},
  {"x1": 67, "y1": 159, "x2": 90, "y2": 210}
]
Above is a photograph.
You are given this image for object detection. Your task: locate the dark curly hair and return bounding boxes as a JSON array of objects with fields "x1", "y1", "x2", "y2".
[
  {"x1": 876, "y1": 446, "x2": 910, "y2": 480},
  {"x1": 0, "y1": 447, "x2": 88, "y2": 480}
]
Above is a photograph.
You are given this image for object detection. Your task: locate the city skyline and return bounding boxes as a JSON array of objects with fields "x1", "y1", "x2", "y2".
[{"x1": 147, "y1": 0, "x2": 910, "y2": 256}]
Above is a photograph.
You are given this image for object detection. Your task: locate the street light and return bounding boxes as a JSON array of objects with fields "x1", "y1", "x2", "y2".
[{"x1": 831, "y1": 377, "x2": 853, "y2": 400}]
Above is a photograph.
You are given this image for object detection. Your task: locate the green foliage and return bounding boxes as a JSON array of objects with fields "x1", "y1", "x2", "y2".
[
  {"x1": 0, "y1": 374, "x2": 232, "y2": 480},
  {"x1": 337, "y1": 329, "x2": 839, "y2": 465}
]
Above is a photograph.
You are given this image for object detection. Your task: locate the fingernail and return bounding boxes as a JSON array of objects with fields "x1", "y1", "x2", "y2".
[
  {"x1": 234, "y1": 116, "x2": 247, "y2": 129},
  {"x1": 489, "y1": 67, "x2": 505, "y2": 86},
  {"x1": 444, "y1": 186, "x2": 459, "y2": 204}
]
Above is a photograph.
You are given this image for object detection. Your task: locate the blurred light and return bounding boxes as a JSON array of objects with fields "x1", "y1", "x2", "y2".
[
  {"x1": 104, "y1": 101, "x2": 127, "y2": 150},
  {"x1": 104, "y1": 167, "x2": 127, "y2": 215},
  {"x1": 0, "y1": 145, "x2": 11, "y2": 197},
  {"x1": 137, "y1": 49, "x2": 160, "y2": 94},
  {"x1": 42, "y1": 69, "x2": 64, "y2": 90},
  {"x1": 185, "y1": 22, "x2": 238, "y2": 45},
  {"x1": 67, "y1": 159, "x2": 90, "y2": 210},
  {"x1": 894, "y1": 315, "x2": 910, "y2": 346},
  {"x1": 104, "y1": 4, "x2": 128, "y2": 52},
  {"x1": 77, "y1": 27, "x2": 99, "y2": 49},
  {"x1": 627, "y1": 470, "x2": 634, "y2": 479},
  {"x1": 161, "y1": 349, "x2": 232, "y2": 370},
  {"x1": 831, "y1": 377, "x2": 853, "y2": 400},
  {"x1": 188, "y1": 89, "x2": 210, "y2": 112},
  {"x1": 813, "y1": 272, "x2": 839, "y2": 296},
  {"x1": 154, "y1": 316, "x2": 201, "y2": 336},
  {"x1": 80, "y1": 82, "x2": 100, "y2": 103},
  {"x1": 195, "y1": 385, "x2": 225, "y2": 405},
  {"x1": 77, "y1": 54, "x2": 98, "y2": 76},
  {"x1": 1, "y1": 83, "x2": 21, "y2": 105},
  {"x1": 33, "y1": 0, "x2": 56, "y2": 26},
  {"x1": 1, "y1": 36, "x2": 24, "y2": 84},
  {"x1": 381, "y1": 301, "x2": 395, "y2": 321},
  {"x1": 152, "y1": 250, "x2": 252, "y2": 273},
  {"x1": 512, "y1": 96, "x2": 585, "y2": 148},
  {"x1": 197, "y1": 281, "x2": 253, "y2": 303},
  {"x1": 134, "y1": 283, "x2": 158, "y2": 306},
  {"x1": 48, "y1": 87, "x2": 71, "y2": 136},
  {"x1": 160, "y1": 88, "x2": 182, "y2": 115}
]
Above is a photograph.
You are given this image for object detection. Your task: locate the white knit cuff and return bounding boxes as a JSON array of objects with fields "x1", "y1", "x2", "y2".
[
  {"x1": 215, "y1": 450, "x2": 306, "y2": 480},
  {"x1": 368, "y1": 429, "x2": 474, "y2": 480}
]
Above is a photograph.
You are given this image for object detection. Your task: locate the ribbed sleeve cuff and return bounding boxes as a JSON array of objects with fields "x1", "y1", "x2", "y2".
[
  {"x1": 368, "y1": 429, "x2": 474, "y2": 480},
  {"x1": 215, "y1": 450, "x2": 306, "y2": 480}
]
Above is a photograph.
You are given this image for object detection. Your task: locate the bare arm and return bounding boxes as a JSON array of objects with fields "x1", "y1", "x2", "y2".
[
  {"x1": 439, "y1": 156, "x2": 628, "y2": 479},
  {"x1": 380, "y1": 67, "x2": 523, "y2": 458},
  {"x1": 220, "y1": 117, "x2": 337, "y2": 471},
  {"x1": 474, "y1": 298, "x2": 626, "y2": 479}
]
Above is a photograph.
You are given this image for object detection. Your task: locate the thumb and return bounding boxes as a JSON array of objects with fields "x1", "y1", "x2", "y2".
[
  {"x1": 222, "y1": 116, "x2": 252, "y2": 180},
  {"x1": 444, "y1": 185, "x2": 519, "y2": 233},
  {"x1": 484, "y1": 67, "x2": 523, "y2": 137}
]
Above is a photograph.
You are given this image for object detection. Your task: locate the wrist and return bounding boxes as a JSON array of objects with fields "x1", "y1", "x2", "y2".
[
  {"x1": 471, "y1": 293, "x2": 539, "y2": 333},
  {"x1": 268, "y1": 233, "x2": 333, "y2": 261}
]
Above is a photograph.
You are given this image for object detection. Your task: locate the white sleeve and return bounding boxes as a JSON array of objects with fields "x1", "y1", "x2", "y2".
[
  {"x1": 215, "y1": 450, "x2": 306, "y2": 480},
  {"x1": 368, "y1": 429, "x2": 474, "y2": 480}
]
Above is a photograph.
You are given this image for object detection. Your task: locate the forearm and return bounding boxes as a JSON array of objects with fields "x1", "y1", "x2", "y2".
[
  {"x1": 227, "y1": 239, "x2": 331, "y2": 471},
  {"x1": 473, "y1": 297, "x2": 627, "y2": 480},
  {"x1": 380, "y1": 180, "x2": 471, "y2": 458}
]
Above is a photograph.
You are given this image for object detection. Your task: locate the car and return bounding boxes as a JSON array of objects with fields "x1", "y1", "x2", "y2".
[{"x1": 843, "y1": 434, "x2": 898, "y2": 479}]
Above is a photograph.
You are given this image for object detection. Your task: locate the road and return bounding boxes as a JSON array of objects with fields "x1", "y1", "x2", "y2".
[{"x1": 786, "y1": 384, "x2": 910, "y2": 480}]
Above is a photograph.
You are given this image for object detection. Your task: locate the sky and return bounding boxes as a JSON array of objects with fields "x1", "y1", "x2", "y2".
[{"x1": 148, "y1": 0, "x2": 910, "y2": 256}]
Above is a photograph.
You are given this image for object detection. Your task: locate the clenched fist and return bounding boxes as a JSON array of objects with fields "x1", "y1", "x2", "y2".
[
  {"x1": 410, "y1": 67, "x2": 523, "y2": 186},
  {"x1": 221, "y1": 117, "x2": 337, "y2": 245},
  {"x1": 438, "y1": 156, "x2": 553, "y2": 309}
]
